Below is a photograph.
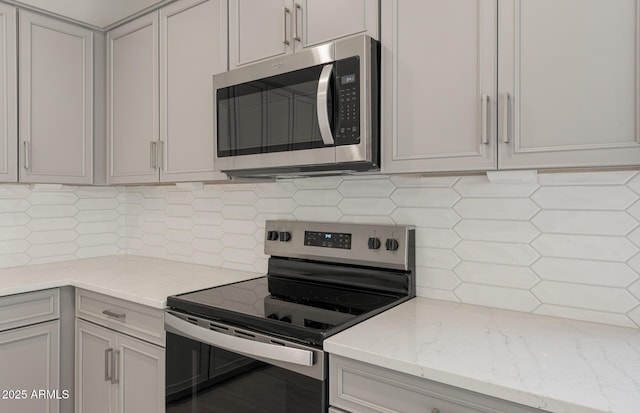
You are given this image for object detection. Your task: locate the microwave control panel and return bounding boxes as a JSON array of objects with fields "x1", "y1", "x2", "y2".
[{"x1": 335, "y1": 57, "x2": 360, "y2": 145}]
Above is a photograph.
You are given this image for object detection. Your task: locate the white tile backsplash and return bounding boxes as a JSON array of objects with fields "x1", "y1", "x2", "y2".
[{"x1": 1, "y1": 171, "x2": 640, "y2": 328}]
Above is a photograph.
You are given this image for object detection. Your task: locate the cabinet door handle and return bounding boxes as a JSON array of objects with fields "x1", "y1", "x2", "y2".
[
  {"x1": 283, "y1": 7, "x2": 291, "y2": 45},
  {"x1": 102, "y1": 309, "x2": 126, "y2": 321},
  {"x1": 294, "y1": 3, "x2": 302, "y2": 42},
  {"x1": 158, "y1": 140, "x2": 164, "y2": 170},
  {"x1": 150, "y1": 141, "x2": 157, "y2": 169},
  {"x1": 104, "y1": 348, "x2": 113, "y2": 381},
  {"x1": 112, "y1": 350, "x2": 120, "y2": 384},
  {"x1": 430, "y1": 409, "x2": 440, "y2": 413},
  {"x1": 481, "y1": 95, "x2": 490, "y2": 145},
  {"x1": 502, "y1": 92, "x2": 512, "y2": 143},
  {"x1": 23, "y1": 141, "x2": 30, "y2": 170}
]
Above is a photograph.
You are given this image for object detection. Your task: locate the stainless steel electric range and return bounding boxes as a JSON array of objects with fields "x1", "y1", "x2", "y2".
[{"x1": 165, "y1": 220, "x2": 415, "y2": 413}]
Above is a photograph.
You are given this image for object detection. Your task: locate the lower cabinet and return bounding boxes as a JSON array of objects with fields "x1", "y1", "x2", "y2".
[
  {"x1": 0, "y1": 321, "x2": 60, "y2": 413},
  {"x1": 329, "y1": 355, "x2": 546, "y2": 413},
  {"x1": 75, "y1": 288, "x2": 165, "y2": 413},
  {"x1": 76, "y1": 319, "x2": 165, "y2": 413},
  {"x1": 0, "y1": 289, "x2": 61, "y2": 413}
]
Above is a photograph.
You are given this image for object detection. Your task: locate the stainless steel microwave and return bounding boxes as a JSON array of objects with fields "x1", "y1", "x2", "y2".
[{"x1": 213, "y1": 35, "x2": 379, "y2": 177}]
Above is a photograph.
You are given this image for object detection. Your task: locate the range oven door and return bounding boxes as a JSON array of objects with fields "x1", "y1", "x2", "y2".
[{"x1": 165, "y1": 313, "x2": 327, "y2": 413}]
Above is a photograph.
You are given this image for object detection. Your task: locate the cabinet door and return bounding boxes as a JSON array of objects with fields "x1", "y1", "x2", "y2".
[
  {"x1": 229, "y1": 0, "x2": 292, "y2": 69},
  {"x1": 0, "y1": 4, "x2": 16, "y2": 183},
  {"x1": 498, "y1": 0, "x2": 640, "y2": 169},
  {"x1": 293, "y1": 0, "x2": 378, "y2": 52},
  {"x1": 117, "y1": 334, "x2": 164, "y2": 413},
  {"x1": 76, "y1": 319, "x2": 117, "y2": 413},
  {"x1": 159, "y1": 0, "x2": 228, "y2": 182},
  {"x1": 0, "y1": 321, "x2": 60, "y2": 413},
  {"x1": 381, "y1": 0, "x2": 497, "y2": 174},
  {"x1": 19, "y1": 11, "x2": 93, "y2": 184},
  {"x1": 108, "y1": 13, "x2": 159, "y2": 184}
]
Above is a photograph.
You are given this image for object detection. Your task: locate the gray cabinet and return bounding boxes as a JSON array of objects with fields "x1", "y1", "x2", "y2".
[
  {"x1": 76, "y1": 319, "x2": 164, "y2": 413},
  {"x1": 229, "y1": 0, "x2": 378, "y2": 69},
  {"x1": 107, "y1": 12, "x2": 159, "y2": 184},
  {"x1": 0, "y1": 3, "x2": 17, "y2": 183},
  {"x1": 19, "y1": 10, "x2": 94, "y2": 184},
  {"x1": 75, "y1": 289, "x2": 165, "y2": 413},
  {"x1": 497, "y1": 0, "x2": 640, "y2": 169},
  {"x1": 330, "y1": 355, "x2": 546, "y2": 413},
  {"x1": 0, "y1": 289, "x2": 61, "y2": 413},
  {"x1": 159, "y1": 0, "x2": 228, "y2": 182},
  {"x1": 108, "y1": 0, "x2": 228, "y2": 184},
  {"x1": 381, "y1": 0, "x2": 497, "y2": 174},
  {"x1": 382, "y1": 0, "x2": 640, "y2": 174}
]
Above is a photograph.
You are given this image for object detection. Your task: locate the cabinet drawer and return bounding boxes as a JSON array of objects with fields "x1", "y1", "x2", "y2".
[
  {"x1": 330, "y1": 356, "x2": 544, "y2": 413},
  {"x1": 76, "y1": 289, "x2": 164, "y2": 347},
  {"x1": 0, "y1": 289, "x2": 59, "y2": 332}
]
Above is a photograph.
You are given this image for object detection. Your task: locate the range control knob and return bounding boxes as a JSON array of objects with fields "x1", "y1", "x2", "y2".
[
  {"x1": 267, "y1": 231, "x2": 279, "y2": 241},
  {"x1": 279, "y1": 231, "x2": 292, "y2": 242},
  {"x1": 385, "y1": 238, "x2": 399, "y2": 252},
  {"x1": 367, "y1": 237, "x2": 381, "y2": 250}
]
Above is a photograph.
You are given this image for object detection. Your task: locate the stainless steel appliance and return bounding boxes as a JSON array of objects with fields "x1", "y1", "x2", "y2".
[
  {"x1": 165, "y1": 220, "x2": 415, "y2": 412},
  {"x1": 213, "y1": 35, "x2": 380, "y2": 177}
]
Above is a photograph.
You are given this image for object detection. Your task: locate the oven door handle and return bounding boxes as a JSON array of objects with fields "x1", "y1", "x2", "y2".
[
  {"x1": 165, "y1": 313, "x2": 314, "y2": 367},
  {"x1": 317, "y1": 63, "x2": 335, "y2": 146}
]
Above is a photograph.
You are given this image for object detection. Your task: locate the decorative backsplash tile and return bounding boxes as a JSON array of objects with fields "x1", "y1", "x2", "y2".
[{"x1": 0, "y1": 170, "x2": 639, "y2": 329}]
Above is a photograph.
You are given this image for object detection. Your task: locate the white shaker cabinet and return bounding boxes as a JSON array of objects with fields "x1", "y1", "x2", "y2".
[
  {"x1": 229, "y1": 0, "x2": 378, "y2": 69},
  {"x1": 381, "y1": 0, "x2": 497, "y2": 174},
  {"x1": 382, "y1": 0, "x2": 640, "y2": 174},
  {"x1": 108, "y1": 0, "x2": 228, "y2": 184},
  {"x1": 107, "y1": 13, "x2": 159, "y2": 184},
  {"x1": 76, "y1": 319, "x2": 116, "y2": 413},
  {"x1": 19, "y1": 11, "x2": 94, "y2": 184},
  {"x1": 497, "y1": 0, "x2": 640, "y2": 169},
  {"x1": 0, "y1": 3, "x2": 17, "y2": 183}
]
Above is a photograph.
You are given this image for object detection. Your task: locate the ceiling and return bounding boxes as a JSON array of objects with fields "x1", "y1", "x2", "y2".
[{"x1": 15, "y1": 0, "x2": 165, "y2": 28}]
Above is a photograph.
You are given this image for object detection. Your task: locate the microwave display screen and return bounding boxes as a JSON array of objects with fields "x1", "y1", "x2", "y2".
[{"x1": 341, "y1": 74, "x2": 356, "y2": 85}]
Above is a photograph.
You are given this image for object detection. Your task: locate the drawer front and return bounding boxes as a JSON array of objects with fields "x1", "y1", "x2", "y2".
[
  {"x1": 76, "y1": 289, "x2": 164, "y2": 347},
  {"x1": 0, "y1": 289, "x2": 60, "y2": 332},
  {"x1": 330, "y1": 356, "x2": 544, "y2": 413}
]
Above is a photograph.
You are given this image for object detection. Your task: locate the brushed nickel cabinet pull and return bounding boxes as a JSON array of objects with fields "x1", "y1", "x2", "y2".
[
  {"x1": 294, "y1": 3, "x2": 302, "y2": 41},
  {"x1": 104, "y1": 348, "x2": 113, "y2": 381},
  {"x1": 102, "y1": 309, "x2": 126, "y2": 321},
  {"x1": 481, "y1": 95, "x2": 490, "y2": 144},
  {"x1": 112, "y1": 350, "x2": 120, "y2": 384},
  {"x1": 283, "y1": 7, "x2": 291, "y2": 45},
  {"x1": 502, "y1": 92, "x2": 512, "y2": 143}
]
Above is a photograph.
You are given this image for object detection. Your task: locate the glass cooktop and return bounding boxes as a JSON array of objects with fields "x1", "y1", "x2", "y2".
[{"x1": 167, "y1": 276, "x2": 406, "y2": 346}]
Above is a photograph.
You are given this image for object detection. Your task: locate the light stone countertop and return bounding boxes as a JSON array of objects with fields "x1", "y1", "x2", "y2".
[
  {"x1": 0, "y1": 255, "x2": 262, "y2": 308},
  {"x1": 324, "y1": 297, "x2": 640, "y2": 413}
]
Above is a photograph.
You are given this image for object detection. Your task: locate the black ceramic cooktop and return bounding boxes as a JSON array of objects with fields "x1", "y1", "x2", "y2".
[{"x1": 167, "y1": 276, "x2": 406, "y2": 346}]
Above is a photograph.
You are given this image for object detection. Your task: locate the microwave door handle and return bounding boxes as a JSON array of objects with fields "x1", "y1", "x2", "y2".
[
  {"x1": 165, "y1": 313, "x2": 314, "y2": 367},
  {"x1": 317, "y1": 63, "x2": 335, "y2": 145}
]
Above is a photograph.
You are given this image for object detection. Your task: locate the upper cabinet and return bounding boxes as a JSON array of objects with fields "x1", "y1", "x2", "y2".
[
  {"x1": 229, "y1": 0, "x2": 378, "y2": 69},
  {"x1": 19, "y1": 11, "x2": 94, "y2": 184},
  {"x1": 498, "y1": 0, "x2": 640, "y2": 169},
  {"x1": 159, "y1": 0, "x2": 228, "y2": 182},
  {"x1": 108, "y1": 0, "x2": 228, "y2": 184},
  {"x1": 107, "y1": 13, "x2": 159, "y2": 184},
  {"x1": 381, "y1": 0, "x2": 497, "y2": 174},
  {"x1": 0, "y1": 4, "x2": 17, "y2": 183},
  {"x1": 382, "y1": 0, "x2": 640, "y2": 174}
]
